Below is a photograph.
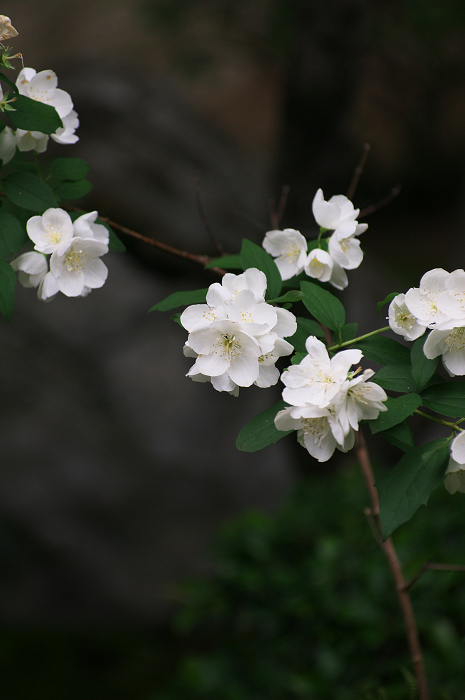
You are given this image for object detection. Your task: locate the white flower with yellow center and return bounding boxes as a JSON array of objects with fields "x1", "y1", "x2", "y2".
[
  {"x1": 312, "y1": 189, "x2": 359, "y2": 230},
  {"x1": 404, "y1": 268, "x2": 451, "y2": 328},
  {"x1": 188, "y1": 319, "x2": 261, "y2": 387},
  {"x1": 304, "y1": 248, "x2": 333, "y2": 282},
  {"x1": 50, "y1": 237, "x2": 109, "y2": 297},
  {"x1": 388, "y1": 293, "x2": 425, "y2": 341},
  {"x1": 423, "y1": 325, "x2": 465, "y2": 376},
  {"x1": 262, "y1": 228, "x2": 308, "y2": 280},
  {"x1": 336, "y1": 369, "x2": 388, "y2": 435},
  {"x1": 27, "y1": 208, "x2": 74, "y2": 254},
  {"x1": 11, "y1": 251, "x2": 48, "y2": 288},
  {"x1": 328, "y1": 221, "x2": 366, "y2": 270}
]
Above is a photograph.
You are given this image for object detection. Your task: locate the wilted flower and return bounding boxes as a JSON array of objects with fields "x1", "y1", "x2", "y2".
[{"x1": 0, "y1": 15, "x2": 18, "y2": 41}]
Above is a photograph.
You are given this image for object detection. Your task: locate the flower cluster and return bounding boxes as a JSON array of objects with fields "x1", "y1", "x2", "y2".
[
  {"x1": 181, "y1": 268, "x2": 297, "y2": 395},
  {"x1": 445, "y1": 431, "x2": 465, "y2": 494},
  {"x1": 389, "y1": 268, "x2": 465, "y2": 375},
  {"x1": 262, "y1": 189, "x2": 367, "y2": 290},
  {"x1": 11, "y1": 208, "x2": 109, "y2": 300},
  {"x1": 275, "y1": 337, "x2": 388, "y2": 461},
  {"x1": 0, "y1": 67, "x2": 79, "y2": 163}
]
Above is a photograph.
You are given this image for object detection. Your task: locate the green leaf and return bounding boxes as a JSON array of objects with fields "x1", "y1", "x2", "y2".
[
  {"x1": 149, "y1": 288, "x2": 208, "y2": 312},
  {"x1": 0, "y1": 211, "x2": 26, "y2": 258},
  {"x1": 240, "y1": 239, "x2": 282, "y2": 300},
  {"x1": 370, "y1": 393, "x2": 422, "y2": 434},
  {"x1": 106, "y1": 225, "x2": 126, "y2": 253},
  {"x1": 288, "y1": 316, "x2": 326, "y2": 352},
  {"x1": 0, "y1": 257, "x2": 16, "y2": 321},
  {"x1": 377, "y1": 438, "x2": 451, "y2": 539},
  {"x1": 205, "y1": 255, "x2": 242, "y2": 270},
  {"x1": 0, "y1": 72, "x2": 19, "y2": 94},
  {"x1": 7, "y1": 95, "x2": 62, "y2": 134},
  {"x1": 236, "y1": 400, "x2": 292, "y2": 452},
  {"x1": 377, "y1": 292, "x2": 399, "y2": 316},
  {"x1": 411, "y1": 335, "x2": 438, "y2": 391},
  {"x1": 300, "y1": 280, "x2": 345, "y2": 332},
  {"x1": 290, "y1": 352, "x2": 306, "y2": 364},
  {"x1": 371, "y1": 365, "x2": 416, "y2": 393},
  {"x1": 267, "y1": 290, "x2": 307, "y2": 304},
  {"x1": 379, "y1": 420, "x2": 415, "y2": 452},
  {"x1": 421, "y1": 382, "x2": 465, "y2": 417},
  {"x1": 55, "y1": 178, "x2": 93, "y2": 201},
  {"x1": 2, "y1": 172, "x2": 58, "y2": 212},
  {"x1": 354, "y1": 335, "x2": 411, "y2": 366},
  {"x1": 341, "y1": 323, "x2": 358, "y2": 343},
  {"x1": 171, "y1": 312, "x2": 183, "y2": 327},
  {"x1": 50, "y1": 158, "x2": 90, "y2": 182}
]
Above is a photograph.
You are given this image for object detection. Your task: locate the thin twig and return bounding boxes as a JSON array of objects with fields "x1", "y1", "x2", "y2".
[
  {"x1": 359, "y1": 184, "x2": 402, "y2": 219},
  {"x1": 269, "y1": 185, "x2": 290, "y2": 230},
  {"x1": 65, "y1": 206, "x2": 226, "y2": 276},
  {"x1": 354, "y1": 430, "x2": 430, "y2": 700},
  {"x1": 194, "y1": 173, "x2": 224, "y2": 256},
  {"x1": 404, "y1": 562, "x2": 465, "y2": 591},
  {"x1": 347, "y1": 143, "x2": 371, "y2": 200}
]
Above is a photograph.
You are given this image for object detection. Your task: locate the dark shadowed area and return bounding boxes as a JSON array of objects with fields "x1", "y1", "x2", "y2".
[{"x1": 0, "y1": 0, "x2": 465, "y2": 697}]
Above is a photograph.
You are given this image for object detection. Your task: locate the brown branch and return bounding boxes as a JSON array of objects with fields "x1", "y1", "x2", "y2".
[
  {"x1": 65, "y1": 206, "x2": 226, "y2": 276},
  {"x1": 269, "y1": 185, "x2": 290, "y2": 230},
  {"x1": 347, "y1": 143, "x2": 370, "y2": 201},
  {"x1": 354, "y1": 430, "x2": 430, "y2": 700},
  {"x1": 404, "y1": 562, "x2": 465, "y2": 591},
  {"x1": 194, "y1": 173, "x2": 224, "y2": 256},
  {"x1": 359, "y1": 184, "x2": 402, "y2": 219}
]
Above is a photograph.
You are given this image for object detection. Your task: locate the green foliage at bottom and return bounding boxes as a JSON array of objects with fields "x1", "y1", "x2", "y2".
[{"x1": 158, "y1": 467, "x2": 465, "y2": 700}]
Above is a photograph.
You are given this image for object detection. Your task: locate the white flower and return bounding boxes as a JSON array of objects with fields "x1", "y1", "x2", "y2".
[
  {"x1": 11, "y1": 251, "x2": 48, "y2": 288},
  {"x1": 312, "y1": 188, "x2": 359, "y2": 230},
  {"x1": 388, "y1": 293, "x2": 426, "y2": 341},
  {"x1": 188, "y1": 319, "x2": 262, "y2": 387},
  {"x1": 0, "y1": 15, "x2": 18, "y2": 40},
  {"x1": 73, "y1": 211, "x2": 110, "y2": 244},
  {"x1": 221, "y1": 268, "x2": 268, "y2": 303},
  {"x1": 445, "y1": 431, "x2": 465, "y2": 494},
  {"x1": 328, "y1": 262, "x2": 348, "y2": 291},
  {"x1": 281, "y1": 336, "x2": 362, "y2": 408},
  {"x1": 50, "y1": 237, "x2": 109, "y2": 297},
  {"x1": 15, "y1": 128, "x2": 49, "y2": 154},
  {"x1": 51, "y1": 109, "x2": 79, "y2": 145},
  {"x1": 262, "y1": 228, "x2": 308, "y2": 280},
  {"x1": 435, "y1": 269, "x2": 465, "y2": 328},
  {"x1": 404, "y1": 268, "x2": 451, "y2": 328},
  {"x1": 16, "y1": 68, "x2": 73, "y2": 118},
  {"x1": 304, "y1": 248, "x2": 333, "y2": 282},
  {"x1": 336, "y1": 369, "x2": 388, "y2": 435},
  {"x1": 423, "y1": 326, "x2": 465, "y2": 376},
  {"x1": 27, "y1": 208, "x2": 74, "y2": 254},
  {"x1": 256, "y1": 338, "x2": 294, "y2": 388},
  {"x1": 327, "y1": 221, "x2": 366, "y2": 270}
]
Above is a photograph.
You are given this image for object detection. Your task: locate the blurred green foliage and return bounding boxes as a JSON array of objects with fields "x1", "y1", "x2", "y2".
[
  {"x1": 158, "y1": 465, "x2": 465, "y2": 699},
  {"x1": 0, "y1": 465, "x2": 463, "y2": 699}
]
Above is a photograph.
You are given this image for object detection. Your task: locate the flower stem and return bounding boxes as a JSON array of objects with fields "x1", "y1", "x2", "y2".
[
  {"x1": 414, "y1": 410, "x2": 462, "y2": 431},
  {"x1": 328, "y1": 325, "x2": 390, "y2": 351}
]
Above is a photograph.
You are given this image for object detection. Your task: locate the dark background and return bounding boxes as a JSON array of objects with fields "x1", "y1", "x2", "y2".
[{"x1": 0, "y1": 1, "x2": 464, "y2": 696}]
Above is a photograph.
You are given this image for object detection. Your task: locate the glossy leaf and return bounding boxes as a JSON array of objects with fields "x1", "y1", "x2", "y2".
[
  {"x1": 371, "y1": 365, "x2": 416, "y2": 393},
  {"x1": 267, "y1": 290, "x2": 307, "y2": 304},
  {"x1": 7, "y1": 95, "x2": 62, "y2": 134},
  {"x1": 50, "y1": 157, "x2": 90, "y2": 181},
  {"x1": 237, "y1": 400, "x2": 292, "y2": 452},
  {"x1": 379, "y1": 420, "x2": 415, "y2": 452},
  {"x1": 205, "y1": 255, "x2": 242, "y2": 270},
  {"x1": 240, "y1": 239, "x2": 282, "y2": 300},
  {"x1": 300, "y1": 280, "x2": 345, "y2": 332},
  {"x1": 55, "y1": 178, "x2": 93, "y2": 201},
  {"x1": 370, "y1": 393, "x2": 422, "y2": 434},
  {"x1": 2, "y1": 172, "x2": 58, "y2": 212},
  {"x1": 149, "y1": 288, "x2": 208, "y2": 312},
  {"x1": 288, "y1": 316, "x2": 326, "y2": 352},
  {"x1": 411, "y1": 335, "x2": 438, "y2": 391},
  {"x1": 377, "y1": 438, "x2": 450, "y2": 539},
  {"x1": 421, "y1": 382, "x2": 465, "y2": 417},
  {"x1": 376, "y1": 292, "x2": 399, "y2": 316},
  {"x1": 354, "y1": 335, "x2": 411, "y2": 366}
]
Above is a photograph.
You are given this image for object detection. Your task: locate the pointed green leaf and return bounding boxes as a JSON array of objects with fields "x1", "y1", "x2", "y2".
[
  {"x1": 371, "y1": 365, "x2": 416, "y2": 393},
  {"x1": 240, "y1": 239, "x2": 282, "y2": 300},
  {"x1": 2, "y1": 172, "x2": 58, "y2": 212},
  {"x1": 7, "y1": 95, "x2": 62, "y2": 134},
  {"x1": 411, "y1": 335, "x2": 438, "y2": 391},
  {"x1": 0, "y1": 257, "x2": 16, "y2": 321},
  {"x1": 0, "y1": 211, "x2": 26, "y2": 258},
  {"x1": 300, "y1": 280, "x2": 345, "y2": 332},
  {"x1": 267, "y1": 290, "x2": 307, "y2": 304},
  {"x1": 377, "y1": 438, "x2": 451, "y2": 539},
  {"x1": 55, "y1": 178, "x2": 93, "y2": 201},
  {"x1": 377, "y1": 292, "x2": 399, "y2": 316},
  {"x1": 370, "y1": 393, "x2": 422, "y2": 434},
  {"x1": 50, "y1": 158, "x2": 90, "y2": 181},
  {"x1": 379, "y1": 420, "x2": 415, "y2": 452},
  {"x1": 340, "y1": 323, "x2": 358, "y2": 344},
  {"x1": 288, "y1": 316, "x2": 325, "y2": 352},
  {"x1": 236, "y1": 400, "x2": 292, "y2": 452},
  {"x1": 421, "y1": 382, "x2": 465, "y2": 417},
  {"x1": 354, "y1": 335, "x2": 411, "y2": 366},
  {"x1": 205, "y1": 255, "x2": 242, "y2": 270},
  {"x1": 149, "y1": 288, "x2": 208, "y2": 312}
]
